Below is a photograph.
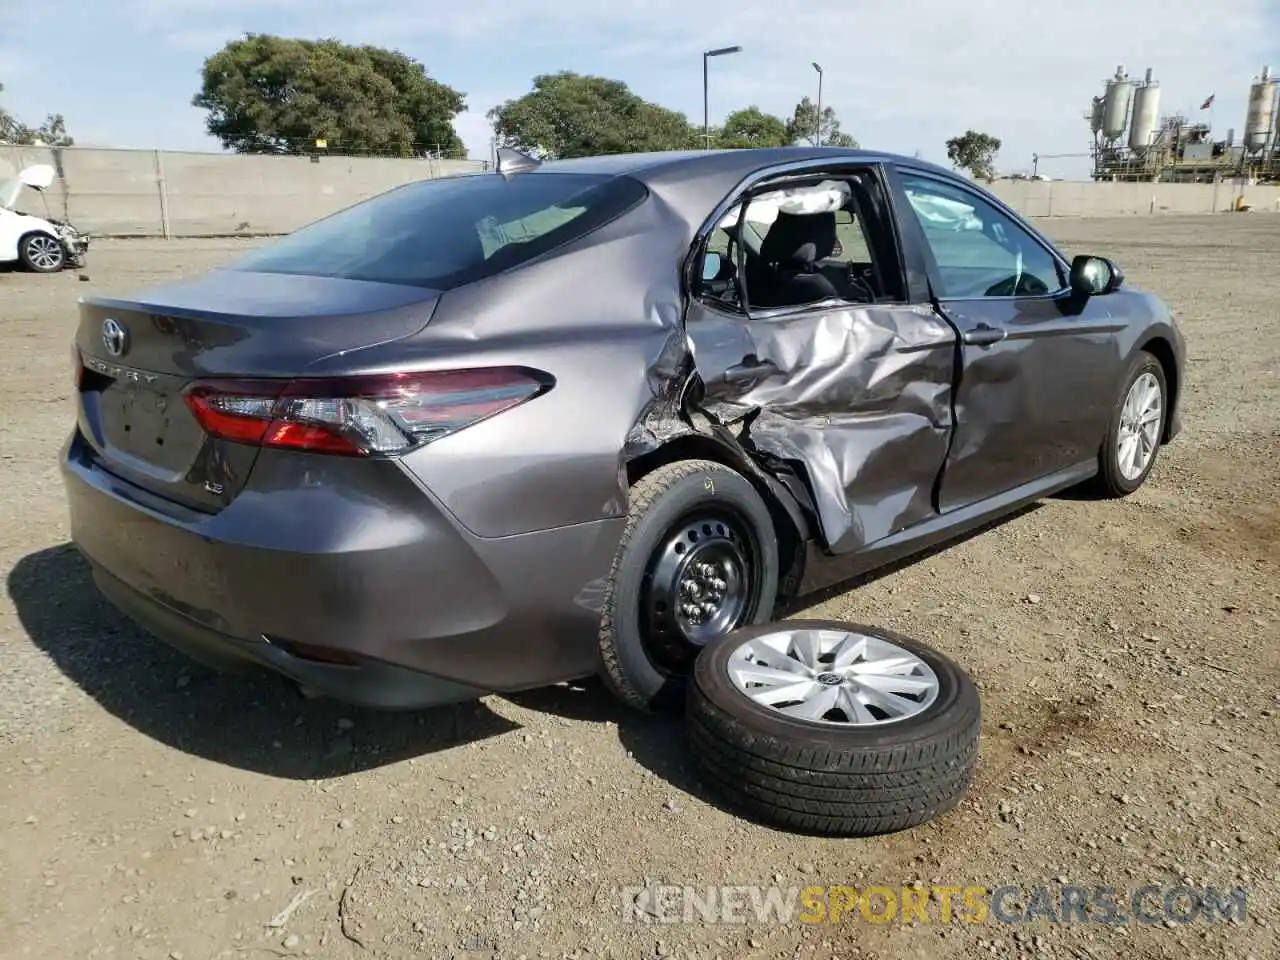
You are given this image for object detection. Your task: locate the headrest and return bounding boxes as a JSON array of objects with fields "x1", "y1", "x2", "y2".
[{"x1": 758, "y1": 211, "x2": 838, "y2": 268}]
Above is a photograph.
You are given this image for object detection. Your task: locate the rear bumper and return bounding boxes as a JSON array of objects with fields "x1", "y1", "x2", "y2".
[
  {"x1": 90, "y1": 564, "x2": 488, "y2": 709},
  {"x1": 61, "y1": 429, "x2": 623, "y2": 709}
]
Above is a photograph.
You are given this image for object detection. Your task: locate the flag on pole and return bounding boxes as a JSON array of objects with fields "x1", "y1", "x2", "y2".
[{"x1": 1200, "y1": 94, "x2": 1216, "y2": 110}]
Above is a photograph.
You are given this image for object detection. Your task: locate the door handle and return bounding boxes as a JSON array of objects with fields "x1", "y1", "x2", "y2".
[
  {"x1": 962, "y1": 322, "x2": 1007, "y2": 347},
  {"x1": 724, "y1": 355, "x2": 779, "y2": 379}
]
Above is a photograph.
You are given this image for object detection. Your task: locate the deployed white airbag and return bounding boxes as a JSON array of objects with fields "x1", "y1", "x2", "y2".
[
  {"x1": 718, "y1": 180, "x2": 851, "y2": 230},
  {"x1": 903, "y1": 190, "x2": 983, "y2": 231}
]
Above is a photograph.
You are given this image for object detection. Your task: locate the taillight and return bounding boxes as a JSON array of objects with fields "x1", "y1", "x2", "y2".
[{"x1": 183, "y1": 368, "x2": 549, "y2": 457}]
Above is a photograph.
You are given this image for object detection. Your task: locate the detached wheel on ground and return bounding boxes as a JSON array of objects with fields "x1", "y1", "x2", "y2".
[
  {"x1": 598, "y1": 459, "x2": 779, "y2": 714},
  {"x1": 1092, "y1": 350, "x2": 1168, "y2": 498},
  {"x1": 687, "y1": 621, "x2": 980, "y2": 837},
  {"x1": 19, "y1": 233, "x2": 65, "y2": 273}
]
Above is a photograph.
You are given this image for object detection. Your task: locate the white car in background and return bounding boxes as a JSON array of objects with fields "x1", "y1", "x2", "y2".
[{"x1": 0, "y1": 164, "x2": 89, "y2": 272}]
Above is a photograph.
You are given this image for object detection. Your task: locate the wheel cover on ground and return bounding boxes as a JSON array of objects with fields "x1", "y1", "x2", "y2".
[
  {"x1": 725, "y1": 627, "x2": 940, "y2": 725},
  {"x1": 642, "y1": 509, "x2": 758, "y2": 670},
  {"x1": 1116, "y1": 371, "x2": 1163, "y2": 481},
  {"x1": 24, "y1": 235, "x2": 64, "y2": 270}
]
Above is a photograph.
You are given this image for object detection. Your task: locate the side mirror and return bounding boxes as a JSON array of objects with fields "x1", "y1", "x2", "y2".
[
  {"x1": 698, "y1": 250, "x2": 737, "y2": 298},
  {"x1": 1070, "y1": 255, "x2": 1124, "y2": 297}
]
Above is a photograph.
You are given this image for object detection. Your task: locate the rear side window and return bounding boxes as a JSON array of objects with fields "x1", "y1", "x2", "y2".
[{"x1": 227, "y1": 172, "x2": 647, "y2": 289}]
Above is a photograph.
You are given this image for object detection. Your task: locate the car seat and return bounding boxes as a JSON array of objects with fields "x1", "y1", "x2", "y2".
[{"x1": 754, "y1": 211, "x2": 840, "y2": 308}]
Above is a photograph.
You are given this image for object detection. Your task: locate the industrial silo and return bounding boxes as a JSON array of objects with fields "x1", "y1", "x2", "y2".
[
  {"x1": 1090, "y1": 97, "x2": 1105, "y2": 135},
  {"x1": 1129, "y1": 69, "x2": 1161, "y2": 150},
  {"x1": 1102, "y1": 66, "x2": 1133, "y2": 141},
  {"x1": 1243, "y1": 66, "x2": 1277, "y2": 153}
]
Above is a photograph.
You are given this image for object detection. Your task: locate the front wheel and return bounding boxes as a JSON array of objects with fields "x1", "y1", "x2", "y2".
[
  {"x1": 19, "y1": 233, "x2": 65, "y2": 273},
  {"x1": 1093, "y1": 351, "x2": 1167, "y2": 498},
  {"x1": 598, "y1": 459, "x2": 779, "y2": 713}
]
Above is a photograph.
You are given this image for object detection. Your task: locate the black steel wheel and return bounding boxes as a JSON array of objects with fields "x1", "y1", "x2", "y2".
[
  {"x1": 641, "y1": 506, "x2": 761, "y2": 674},
  {"x1": 598, "y1": 459, "x2": 779, "y2": 713}
]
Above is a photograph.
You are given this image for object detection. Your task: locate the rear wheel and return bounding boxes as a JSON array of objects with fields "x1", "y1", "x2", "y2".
[
  {"x1": 1093, "y1": 351, "x2": 1167, "y2": 498},
  {"x1": 19, "y1": 233, "x2": 65, "y2": 273},
  {"x1": 598, "y1": 460, "x2": 779, "y2": 713}
]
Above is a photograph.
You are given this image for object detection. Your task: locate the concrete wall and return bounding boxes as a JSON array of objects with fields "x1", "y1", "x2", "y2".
[
  {"x1": 4, "y1": 145, "x2": 1280, "y2": 237},
  {"x1": 988, "y1": 179, "x2": 1280, "y2": 217},
  {"x1": 0, "y1": 145, "x2": 486, "y2": 237}
]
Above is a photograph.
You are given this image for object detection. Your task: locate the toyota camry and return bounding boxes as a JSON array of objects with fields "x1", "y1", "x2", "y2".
[{"x1": 61, "y1": 146, "x2": 1185, "y2": 714}]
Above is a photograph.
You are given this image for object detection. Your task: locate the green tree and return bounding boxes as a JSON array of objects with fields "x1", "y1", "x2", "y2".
[
  {"x1": 0, "y1": 82, "x2": 74, "y2": 146},
  {"x1": 719, "y1": 106, "x2": 791, "y2": 149},
  {"x1": 786, "y1": 96, "x2": 857, "y2": 147},
  {"x1": 488, "y1": 72, "x2": 698, "y2": 158},
  {"x1": 192, "y1": 34, "x2": 466, "y2": 157},
  {"x1": 945, "y1": 130, "x2": 1002, "y2": 181}
]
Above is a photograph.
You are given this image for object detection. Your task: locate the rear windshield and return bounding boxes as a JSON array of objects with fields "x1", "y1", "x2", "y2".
[{"x1": 226, "y1": 172, "x2": 647, "y2": 289}]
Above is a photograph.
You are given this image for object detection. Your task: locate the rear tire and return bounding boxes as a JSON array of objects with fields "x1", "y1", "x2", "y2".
[
  {"x1": 598, "y1": 460, "x2": 779, "y2": 713},
  {"x1": 1092, "y1": 351, "x2": 1167, "y2": 498},
  {"x1": 687, "y1": 621, "x2": 980, "y2": 837},
  {"x1": 19, "y1": 232, "x2": 65, "y2": 273}
]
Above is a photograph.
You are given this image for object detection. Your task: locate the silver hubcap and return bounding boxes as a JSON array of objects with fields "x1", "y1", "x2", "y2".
[
  {"x1": 25, "y1": 235, "x2": 63, "y2": 270},
  {"x1": 726, "y1": 628, "x2": 940, "y2": 726},
  {"x1": 1117, "y1": 372, "x2": 1162, "y2": 481}
]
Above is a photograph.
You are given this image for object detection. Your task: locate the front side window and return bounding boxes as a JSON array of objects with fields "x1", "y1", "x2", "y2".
[
  {"x1": 228, "y1": 172, "x2": 647, "y2": 289},
  {"x1": 899, "y1": 173, "x2": 1063, "y2": 299}
]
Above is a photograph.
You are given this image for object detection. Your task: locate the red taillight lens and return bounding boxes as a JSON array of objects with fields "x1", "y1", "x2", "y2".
[
  {"x1": 183, "y1": 368, "x2": 548, "y2": 457},
  {"x1": 184, "y1": 390, "x2": 280, "y2": 445}
]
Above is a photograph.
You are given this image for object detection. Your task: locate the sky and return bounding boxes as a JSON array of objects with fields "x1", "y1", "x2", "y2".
[{"x1": 1, "y1": 0, "x2": 1276, "y2": 179}]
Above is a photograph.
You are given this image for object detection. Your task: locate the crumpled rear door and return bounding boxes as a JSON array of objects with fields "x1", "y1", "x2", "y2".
[{"x1": 685, "y1": 299, "x2": 957, "y2": 555}]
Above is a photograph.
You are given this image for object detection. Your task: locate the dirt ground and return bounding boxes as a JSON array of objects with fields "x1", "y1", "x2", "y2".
[{"x1": 1, "y1": 218, "x2": 1277, "y2": 960}]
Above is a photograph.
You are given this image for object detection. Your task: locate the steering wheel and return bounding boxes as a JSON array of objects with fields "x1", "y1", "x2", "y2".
[{"x1": 983, "y1": 270, "x2": 1049, "y2": 298}]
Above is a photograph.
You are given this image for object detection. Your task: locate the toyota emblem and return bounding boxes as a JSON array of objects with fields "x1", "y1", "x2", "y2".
[{"x1": 102, "y1": 318, "x2": 128, "y2": 357}]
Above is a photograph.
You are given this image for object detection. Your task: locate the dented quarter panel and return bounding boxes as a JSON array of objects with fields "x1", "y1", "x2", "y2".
[
  {"x1": 314, "y1": 179, "x2": 701, "y2": 539},
  {"x1": 684, "y1": 300, "x2": 957, "y2": 554}
]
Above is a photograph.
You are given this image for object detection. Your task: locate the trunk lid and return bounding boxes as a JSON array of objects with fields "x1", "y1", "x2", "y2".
[{"x1": 74, "y1": 268, "x2": 441, "y2": 511}]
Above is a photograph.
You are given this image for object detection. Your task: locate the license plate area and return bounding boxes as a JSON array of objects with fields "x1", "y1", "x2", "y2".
[
  {"x1": 83, "y1": 365, "x2": 202, "y2": 474},
  {"x1": 106, "y1": 378, "x2": 174, "y2": 458}
]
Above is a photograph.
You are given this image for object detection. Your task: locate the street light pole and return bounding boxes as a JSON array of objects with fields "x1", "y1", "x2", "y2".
[
  {"x1": 703, "y1": 54, "x2": 709, "y2": 148},
  {"x1": 703, "y1": 45, "x2": 743, "y2": 149},
  {"x1": 812, "y1": 62, "x2": 824, "y2": 147}
]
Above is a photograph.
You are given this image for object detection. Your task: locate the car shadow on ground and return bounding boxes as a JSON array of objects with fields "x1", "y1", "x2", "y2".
[{"x1": 7, "y1": 544, "x2": 520, "y2": 780}]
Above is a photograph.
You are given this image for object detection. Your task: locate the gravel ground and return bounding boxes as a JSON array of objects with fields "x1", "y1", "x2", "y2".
[{"x1": 1, "y1": 219, "x2": 1277, "y2": 960}]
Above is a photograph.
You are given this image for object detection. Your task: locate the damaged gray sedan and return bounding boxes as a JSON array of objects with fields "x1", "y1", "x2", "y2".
[{"x1": 61, "y1": 146, "x2": 1185, "y2": 714}]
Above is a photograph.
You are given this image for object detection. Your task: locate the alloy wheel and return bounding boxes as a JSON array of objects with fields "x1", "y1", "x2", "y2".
[
  {"x1": 24, "y1": 235, "x2": 64, "y2": 271},
  {"x1": 1116, "y1": 371, "x2": 1163, "y2": 481},
  {"x1": 725, "y1": 627, "x2": 940, "y2": 725}
]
